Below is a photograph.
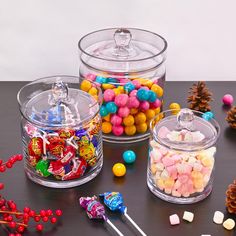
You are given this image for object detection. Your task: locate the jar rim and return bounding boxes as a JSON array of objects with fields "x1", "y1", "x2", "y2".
[{"x1": 78, "y1": 27, "x2": 168, "y2": 63}]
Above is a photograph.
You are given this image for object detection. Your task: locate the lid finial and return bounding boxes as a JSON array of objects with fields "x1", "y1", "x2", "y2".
[
  {"x1": 50, "y1": 80, "x2": 69, "y2": 105},
  {"x1": 177, "y1": 108, "x2": 195, "y2": 130}
]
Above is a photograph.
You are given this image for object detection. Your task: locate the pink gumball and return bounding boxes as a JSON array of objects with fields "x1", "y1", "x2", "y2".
[
  {"x1": 127, "y1": 96, "x2": 140, "y2": 108},
  {"x1": 141, "y1": 86, "x2": 149, "y2": 90},
  {"x1": 139, "y1": 101, "x2": 150, "y2": 111},
  {"x1": 222, "y1": 94, "x2": 234, "y2": 106},
  {"x1": 118, "y1": 107, "x2": 130, "y2": 118},
  {"x1": 129, "y1": 90, "x2": 138, "y2": 97},
  {"x1": 115, "y1": 94, "x2": 129, "y2": 107},
  {"x1": 132, "y1": 80, "x2": 141, "y2": 89},
  {"x1": 120, "y1": 79, "x2": 130, "y2": 84},
  {"x1": 85, "y1": 73, "x2": 96, "y2": 81},
  {"x1": 111, "y1": 115, "x2": 122, "y2": 126},
  {"x1": 150, "y1": 99, "x2": 162, "y2": 108},
  {"x1": 104, "y1": 89, "x2": 115, "y2": 102},
  {"x1": 112, "y1": 125, "x2": 124, "y2": 136}
]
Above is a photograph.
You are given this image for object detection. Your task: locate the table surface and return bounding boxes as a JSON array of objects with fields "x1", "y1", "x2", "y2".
[{"x1": 0, "y1": 81, "x2": 236, "y2": 236}]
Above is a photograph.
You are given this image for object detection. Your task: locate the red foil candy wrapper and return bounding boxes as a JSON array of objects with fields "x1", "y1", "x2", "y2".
[
  {"x1": 58, "y1": 128, "x2": 75, "y2": 139},
  {"x1": 28, "y1": 137, "x2": 43, "y2": 157},
  {"x1": 60, "y1": 146, "x2": 76, "y2": 165},
  {"x1": 47, "y1": 136, "x2": 65, "y2": 157}
]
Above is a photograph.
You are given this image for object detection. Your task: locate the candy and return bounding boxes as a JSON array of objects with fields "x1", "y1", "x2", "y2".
[
  {"x1": 124, "y1": 82, "x2": 135, "y2": 93},
  {"x1": 169, "y1": 103, "x2": 181, "y2": 115},
  {"x1": 36, "y1": 160, "x2": 51, "y2": 177},
  {"x1": 223, "y1": 218, "x2": 235, "y2": 230},
  {"x1": 123, "y1": 115, "x2": 135, "y2": 126},
  {"x1": 151, "y1": 84, "x2": 163, "y2": 97},
  {"x1": 222, "y1": 94, "x2": 234, "y2": 106},
  {"x1": 99, "y1": 105, "x2": 108, "y2": 117},
  {"x1": 123, "y1": 150, "x2": 136, "y2": 164},
  {"x1": 136, "y1": 123, "x2": 148, "y2": 133},
  {"x1": 102, "y1": 122, "x2": 112, "y2": 134},
  {"x1": 134, "y1": 112, "x2": 146, "y2": 125},
  {"x1": 125, "y1": 125, "x2": 136, "y2": 135},
  {"x1": 28, "y1": 137, "x2": 43, "y2": 157},
  {"x1": 103, "y1": 89, "x2": 115, "y2": 102},
  {"x1": 213, "y1": 211, "x2": 224, "y2": 224},
  {"x1": 137, "y1": 88, "x2": 150, "y2": 101},
  {"x1": 127, "y1": 96, "x2": 140, "y2": 109},
  {"x1": 139, "y1": 101, "x2": 150, "y2": 111},
  {"x1": 148, "y1": 90, "x2": 157, "y2": 103},
  {"x1": 183, "y1": 211, "x2": 194, "y2": 222},
  {"x1": 111, "y1": 115, "x2": 122, "y2": 126},
  {"x1": 112, "y1": 125, "x2": 124, "y2": 136},
  {"x1": 58, "y1": 128, "x2": 75, "y2": 139},
  {"x1": 145, "y1": 109, "x2": 155, "y2": 120},
  {"x1": 202, "y1": 111, "x2": 214, "y2": 121},
  {"x1": 96, "y1": 76, "x2": 107, "y2": 84},
  {"x1": 115, "y1": 94, "x2": 129, "y2": 107},
  {"x1": 112, "y1": 163, "x2": 126, "y2": 177},
  {"x1": 106, "y1": 102, "x2": 118, "y2": 114},
  {"x1": 169, "y1": 214, "x2": 180, "y2": 225},
  {"x1": 150, "y1": 99, "x2": 162, "y2": 109},
  {"x1": 80, "y1": 80, "x2": 92, "y2": 92},
  {"x1": 88, "y1": 87, "x2": 98, "y2": 96},
  {"x1": 118, "y1": 107, "x2": 130, "y2": 118}
]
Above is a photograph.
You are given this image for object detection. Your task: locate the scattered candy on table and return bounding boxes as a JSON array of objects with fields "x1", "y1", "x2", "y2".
[
  {"x1": 79, "y1": 196, "x2": 124, "y2": 236},
  {"x1": 223, "y1": 218, "x2": 235, "y2": 230},
  {"x1": 123, "y1": 150, "x2": 136, "y2": 164},
  {"x1": 183, "y1": 211, "x2": 194, "y2": 222},
  {"x1": 202, "y1": 111, "x2": 214, "y2": 121},
  {"x1": 81, "y1": 76, "x2": 164, "y2": 137},
  {"x1": 169, "y1": 214, "x2": 180, "y2": 225},
  {"x1": 222, "y1": 94, "x2": 234, "y2": 106},
  {"x1": 112, "y1": 163, "x2": 126, "y2": 177},
  {"x1": 213, "y1": 211, "x2": 224, "y2": 224},
  {"x1": 100, "y1": 192, "x2": 147, "y2": 236},
  {"x1": 169, "y1": 103, "x2": 181, "y2": 115}
]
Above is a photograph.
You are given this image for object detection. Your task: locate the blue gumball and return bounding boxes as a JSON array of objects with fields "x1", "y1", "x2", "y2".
[
  {"x1": 106, "y1": 102, "x2": 118, "y2": 114},
  {"x1": 137, "y1": 88, "x2": 150, "y2": 101},
  {"x1": 107, "y1": 78, "x2": 118, "y2": 84},
  {"x1": 96, "y1": 76, "x2": 107, "y2": 84},
  {"x1": 202, "y1": 111, "x2": 214, "y2": 121},
  {"x1": 148, "y1": 90, "x2": 157, "y2": 102},
  {"x1": 123, "y1": 150, "x2": 136, "y2": 164},
  {"x1": 100, "y1": 105, "x2": 108, "y2": 117},
  {"x1": 124, "y1": 82, "x2": 135, "y2": 93},
  {"x1": 205, "y1": 111, "x2": 214, "y2": 119}
]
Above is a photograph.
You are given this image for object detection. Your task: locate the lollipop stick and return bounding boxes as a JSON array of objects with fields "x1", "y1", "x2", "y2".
[
  {"x1": 123, "y1": 212, "x2": 147, "y2": 236},
  {"x1": 106, "y1": 218, "x2": 124, "y2": 236}
]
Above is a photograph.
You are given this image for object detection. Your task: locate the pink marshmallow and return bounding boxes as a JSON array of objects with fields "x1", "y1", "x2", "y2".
[
  {"x1": 169, "y1": 214, "x2": 180, "y2": 225},
  {"x1": 150, "y1": 149, "x2": 163, "y2": 163},
  {"x1": 178, "y1": 174, "x2": 189, "y2": 184},
  {"x1": 85, "y1": 73, "x2": 96, "y2": 81},
  {"x1": 162, "y1": 157, "x2": 175, "y2": 167},
  {"x1": 171, "y1": 154, "x2": 182, "y2": 163},
  {"x1": 158, "y1": 126, "x2": 171, "y2": 139}
]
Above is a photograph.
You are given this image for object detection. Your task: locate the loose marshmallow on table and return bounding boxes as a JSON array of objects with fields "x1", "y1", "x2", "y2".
[
  {"x1": 213, "y1": 211, "x2": 224, "y2": 224},
  {"x1": 169, "y1": 214, "x2": 180, "y2": 225},
  {"x1": 183, "y1": 211, "x2": 194, "y2": 222},
  {"x1": 223, "y1": 218, "x2": 235, "y2": 230}
]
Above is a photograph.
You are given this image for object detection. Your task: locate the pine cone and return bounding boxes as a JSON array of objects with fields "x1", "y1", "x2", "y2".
[
  {"x1": 226, "y1": 180, "x2": 236, "y2": 214},
  {"x1": 226, "y1": 106, "x2": 236, "y2": 129},
  {"x1": 187, "y1": 81, "x2": 213, "y2": 112}
]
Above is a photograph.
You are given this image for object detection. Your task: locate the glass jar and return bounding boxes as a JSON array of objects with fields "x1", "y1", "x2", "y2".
[
  {"x1": 17, "y1": 76, "x2": 103, "y2": 188},
  {"x1": 147, "y1": 108, "x2": 220, "y2": 204},
  {"x1": 78, "y1": 28, "x2": 167, "y2": 143}
]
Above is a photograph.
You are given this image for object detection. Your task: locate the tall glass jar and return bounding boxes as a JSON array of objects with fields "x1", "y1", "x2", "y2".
[
  {"x1": 147, "y1": 109, "x2": 220, "y2": 204},
  {"x1": 78, "y1": 28, "x2": 167, "y2": 143},
  {"x1": 17, "y1": 76, "x2": 103, "y2": 188}
]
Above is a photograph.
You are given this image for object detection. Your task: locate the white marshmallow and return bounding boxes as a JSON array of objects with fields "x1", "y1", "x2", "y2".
[
  {"x1": 213, "y1": 211, "x2": 224, "y2": 224},
  {"x1": 183, "y1": 211, "x2": 194, "y2": 222},
  {"x1": 223, "y1": 218, "x2": 235, "y2": 230}
]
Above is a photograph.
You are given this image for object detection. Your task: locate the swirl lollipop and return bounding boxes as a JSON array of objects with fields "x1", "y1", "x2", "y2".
[
  {"x1": 100, "y1": 192, "x2": 147, "y2": 236},
  {"x1": 79, "y1": 196, "x2": 124, "y2": 236}
]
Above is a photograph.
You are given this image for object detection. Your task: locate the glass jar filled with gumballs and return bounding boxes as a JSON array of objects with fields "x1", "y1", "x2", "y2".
[
  {"x1": 147, "y1": 108, "x2": 220, "y2": 204},
  {"x1": 17, "y1": 76, "x2": 103, "y2": 188},
  {"x1": 78, "y1": 28, "x2": 167, "y2": 143}
]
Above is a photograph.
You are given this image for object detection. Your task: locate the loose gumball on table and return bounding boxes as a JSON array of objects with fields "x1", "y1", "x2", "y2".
[
  {"x1": 112, "y1": 163, "x2": 126, "y2": 177},
  {"x1": 122, "y1": 150, "x2": 136, "y2": 164},
  {"x1": 222, "y1": 94, "x2": 234, "y2": 106}
]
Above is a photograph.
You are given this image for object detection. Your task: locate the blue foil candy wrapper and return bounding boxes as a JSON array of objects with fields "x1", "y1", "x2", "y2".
[{"x1": 100, "y1": 192, "x2": 126, "y2": 213}]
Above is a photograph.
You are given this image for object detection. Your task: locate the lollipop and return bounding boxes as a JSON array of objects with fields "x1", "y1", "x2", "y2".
[
  {"x1": 100, "y1": 192, "x2": 147, "y2": 236},
  {"x1": 79, "y1": 196, "x2": 124, "y2": 236}
]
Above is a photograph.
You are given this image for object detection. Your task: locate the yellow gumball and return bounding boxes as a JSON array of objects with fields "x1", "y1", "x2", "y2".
[
  {"x1": 88, "y1": 87, "x2": 98, "y2": 96},
  {"x1": 112, "y1": 163, "x2": 126, "y2": 177},
  {"x1": 130, "y1": 108, "x2": 138, "y2": 115},
  {"x1": 134, "y1": 112, "x2": 147, "y2": 125},
  {"x1": 154, "y1": 107, "x2": 161, "y2": 115},
  {"x1": 145, "y1": 109, "x2": 156, "y2": 120},
  {"x1": 102, "y1": 83, "x2": 115, "y2": 90},
  {"x1": 117, "y1": 86, "x2": 124, "y2": 93},
  {"x1": 125, "y1": 125, "x2": 136, "y2": 136},
  {"x1": 143, "y1": 79, "x2": 153, "y2": 88},
  {"x1": 136, "y1": 123, "x2": 148, "y2": 133},
  {"x1": 113, "y1": 88, "x2": 121, "y2": 96},
  {"x1": 102, "y1": 122, "x2": 112, "y2": 134},
  {"x1": 151, "y1": 84, "x2": 163, "y2": 97},
  {"x1": 123, "y1": 115, "x2": 135, "y2": 126},
  {"x1": 169, "y1": 103, "x2": 181, "y2": 115},
  {"x1": 103, "y1": 114, "x2": 111, "y2": 122},
  {"x1": 80, "y1": 80, "x2": 92, "y2": 92}
]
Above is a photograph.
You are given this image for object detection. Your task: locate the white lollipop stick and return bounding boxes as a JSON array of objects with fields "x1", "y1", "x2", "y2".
[
  {"x1": 66, "y1": 136, "x2": 78, "y2": 149},
  {"x1": 105, "y1": 218, "x2": 124, "y2": 236},
  {"x1": 123, "y1": 209, "x2": 147, "y2": 236}
]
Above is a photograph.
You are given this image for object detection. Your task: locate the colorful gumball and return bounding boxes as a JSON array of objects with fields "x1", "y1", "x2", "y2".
[
  {"x1": 151, "y1": 84, "x2": 163, "y2": 97},
  {"x1": 150, "y1": 99, "x2": 162, "y2": 109},
  {"x1": 115, "y1": 94, "x2": 129, "y2": 107},
  {"x1": 102, "y1": 122, "x2": 112, "y2": 134},
  {"x1": 103, "y1": 89, "x2": 115, "y2": 102},
  {"x1": 132, "y1": 80, "x2": 141, "y2": 89},
  {"x1": 136, "y1": 123, "x2": 148, "y2": 133},
  {"x1": 85, "y1": 73, "x2": 97, "y2": 81},
  {"x1": 118, "y1": 107, "x2": 130, "y2": 118},
  {"x1": 106, "y1": 102, "x2": 118, "y2": 114},
  {"x1": 127, "y1": 96, "x2": 140, "y2": 109},
  {"x1": 129, "y1": 90, "x2": 138, "y2": 97},
  {"x1": 124, "y1": 125, "x2": 136, "y2": 136},
  {"x1": 137, "y1": 88, "x2": 150, "y2": 101},
  {"x1": 124, "y1": 82, "x2": 135, "y2": 93},
  {"x1": 123, "y1": 150, "x2": 136, "y2": 164},
  {"x1": 80, "y1": 80, "x2": 92, "y2": 92},
  {"x1": 169, "y1": 103, "x2": 181, "y2": 115},
  {"x1": 111, "y1": 115, "x2": 122, "y2": 126},
  {"x1": 139, "y1": 101, "x2": 150, "y2": 111},
  {"x1": 145, "y1": 109, "x2": 156, "y2": 120},
  {"x1": 100, "y1": 105, "x2": 108, "y2": 117},
  {"x1": 148, "y1": 90, "x2": 157, "y2": 103},
  {"x1": 123, "y1": 115, "x2": 135, "y2": 126},
  {"x1": 222, "y1": 94, "x2": 234, "y2": 106},
  {"x1": 134, "y1": 112, "x2": 146, "y2": 125},
  {"x1": 112, "y1": 125, "x2": 124, "y2": 136},
  {"x1": 96, "y1": 76, "x2": 107, "y2": 84},
  {"x1": 112, "y1": 163, "x2": 126, "y2": 177}
]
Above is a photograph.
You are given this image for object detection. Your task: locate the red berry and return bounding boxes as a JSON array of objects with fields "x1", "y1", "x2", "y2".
[
  {"x1": 55, "y1": 209, "x2": 62, "y2": 216},
  {"x1": 34, "y1": 216, "x2": 41, "y2": 222},
  {"x1": 8, "y1": 221, "x2": 16, "y2": 228},
  {"x1": 9, "y1": 234, "x2": 15, "y2": 236},
  {"x1": 15, "y1": 234, "x2": 22, "y2": 236},
  {"x1": 17, "y1": 226, "x2": 25, "y2": 233},
  {"x1": 0, "y1": 198, "x2": 5, "y2": 206},
  {"x1": 9, "y1": 203, "x2": 17, "y2": 210},
  {"x1": 6, "y1": 162, "x2": 12, "y2": 168},
  {"x1": 0, "y1": 183, "x2": 4, "y2": 190},
  {"x1": 40, "y1": 209, "x2": 46, "y2": 217},
  {"x1": 9, "y1": 157, "x2": 16, "y2": 164},
  {"x1": 16, "y1": 155, "x2": 23, "y2": 161},
  {"x1": 50, "y1": 217, "x2": 57, "y2": 224},
  {"x1": 0, "y1": 159, "x2": 2, "y2": 165},
  {"x1": 29, "y1": 210, "x2": 36, "y2": 217},
  {"x1": 23, "y1": 213, "x2": 29, "y2": 222},
  {"x1": 7, "y1": 215, "x2": 13, "y2": 221},
  {"x1": 36, "y1": 224, "x2": 44, "y2": 231},
  {"x1": 0, "y1": 165, "x2": 6, "y2": 172},
  {"x1": 23, "y1": 207, "x2": 30, "y2": 213},
  {"x1": 42, "y1": 216, "x2": 48, "y2": 222},
  {"x1": 1, "y1": 205, "x2": 7, "y2": 210},
  {"x1": 46, "y1": 209, "x2": 53, "y2": 216}
]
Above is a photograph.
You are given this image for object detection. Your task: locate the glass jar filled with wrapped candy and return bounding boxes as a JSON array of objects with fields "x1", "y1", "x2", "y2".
[
  {"x1": 147, "y1": 108, "x2": 220, "y2": 204},
  {"x1": 78, "y1": 28, "x2": 167, "y2": 143},
  {"x1": 17, "y1": 76, "x2": 103, "y2": 188}
]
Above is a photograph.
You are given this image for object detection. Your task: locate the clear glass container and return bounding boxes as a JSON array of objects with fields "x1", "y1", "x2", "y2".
[
  {"x1": 147, "y1": 108, "x2": 220, "y2": 204},
  {"x1": 78, "y1": 28, "x2": 167, "y2": 143},
  {"x1": 17, "y1": 76, "x2": 103, "y2": 188}
]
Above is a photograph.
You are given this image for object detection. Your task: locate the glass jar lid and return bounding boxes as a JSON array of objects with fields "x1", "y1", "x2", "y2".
[
  {"x1": 79, "y1": 28, "x2": 167, "y2": 73},
  {"x1": 151, "y1": 108, "x2": 220, "y2": 151},
  {"x1": 17, "y1": 76, "x2": 101, "y2": 127}
]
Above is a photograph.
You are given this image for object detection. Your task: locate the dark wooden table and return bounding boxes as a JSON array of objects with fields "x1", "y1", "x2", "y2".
[{"x1": 0, "y1": 81, "x2": 236, "y2": 236}]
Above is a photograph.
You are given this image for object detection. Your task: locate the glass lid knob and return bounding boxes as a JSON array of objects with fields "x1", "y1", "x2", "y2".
[
  {"x1": 177, "y1": 108, "x2": 195, "y2": 130},
  {"x1": 113, "y1": 28, "x2": 132, "y2": 57},
  {"x1": 50, "y1": 80, "x2": 69, "y2": 105}
]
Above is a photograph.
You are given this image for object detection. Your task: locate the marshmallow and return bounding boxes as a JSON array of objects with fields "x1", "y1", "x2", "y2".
[
  {"x1": 213, "y1": 211, "x2": 224, "y2": 224},
  {"x1": 183, "y1": 211, "x2": 194, "y2": 222},
  {"x1": 169, "y1": 214, "x2": 180, "y2": 225},
  {"x1": 223, "y1": 218, "x2": 235, "y2": 230}
]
